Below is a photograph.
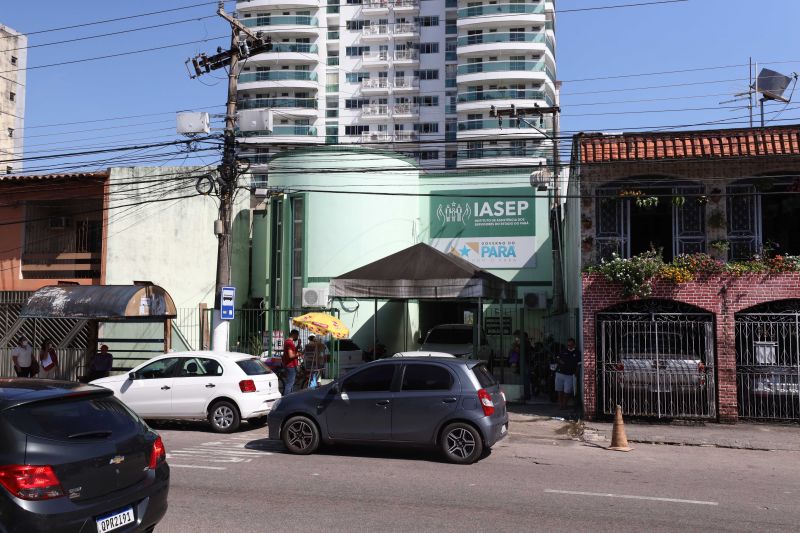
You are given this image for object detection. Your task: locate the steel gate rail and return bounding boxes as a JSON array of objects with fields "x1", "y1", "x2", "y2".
[
  {"x1": 736, "y1": 303, "x2": 800, "y2": 420},
  {"x1": 598, "y1": 310, "x2": 716, "y2": 419}
]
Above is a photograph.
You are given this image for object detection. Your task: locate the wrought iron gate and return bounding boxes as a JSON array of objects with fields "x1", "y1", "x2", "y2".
[
  {"x1": 598, "y1": 305, "x2": 716, "y2": 419},
  {"x1": 736, "y1": 301, "x2": 800, "y2": 420}
]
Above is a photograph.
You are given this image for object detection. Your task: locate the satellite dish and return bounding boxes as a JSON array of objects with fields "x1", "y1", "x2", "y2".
[{"x1": 753, "y1": 68, "x2": 794, "y2": 103}]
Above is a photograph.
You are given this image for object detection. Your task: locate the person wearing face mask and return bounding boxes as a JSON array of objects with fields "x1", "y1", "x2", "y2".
[
  {"x1": 11, "y1": 336, "x2": 35, "y2": 377},
  {"x1": 554, "y1": 338, "x2": 580, "y2": 410}
]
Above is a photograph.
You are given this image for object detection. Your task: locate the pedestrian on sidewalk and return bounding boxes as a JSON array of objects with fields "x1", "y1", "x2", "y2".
[
  {"x1": 283, "y1": 329, "x2": 300, "y2": 394},
  {"x1": 38, "y1": 339, "x2": 59, "y2": 379},
  {"x1": 554, "y1": 338, "x2": 580, "y2": 410},
  {"x1": 11, "y1": 336, "x2": 35, "y2": 377}
]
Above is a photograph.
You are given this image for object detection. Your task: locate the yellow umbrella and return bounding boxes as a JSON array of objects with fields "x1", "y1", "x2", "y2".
[{"x1": 292, "y1": 312, "x2": 350, "y2": 340}]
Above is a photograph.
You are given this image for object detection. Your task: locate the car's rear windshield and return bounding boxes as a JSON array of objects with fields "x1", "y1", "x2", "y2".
[
  {"x1": 471, "y1": 363, "x2": 497, "y2": 388},
  {"x1": 237, "y1": 358, "x2": 273, "y2": 375},
  {"x1": 4, "y1": 395, "x2": 141, "y2": 441},
  {"x1": 425, "y1": 328, "x2": 473, "y2": 344}
]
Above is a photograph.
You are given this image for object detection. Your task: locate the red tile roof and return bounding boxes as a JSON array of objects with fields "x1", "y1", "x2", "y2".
[
  {"x1": 0, "y1": 170, "x2": 109, "y2": 182},
  {"x1": 579, "y1": 125, "x2": 800, "y2": 164}
]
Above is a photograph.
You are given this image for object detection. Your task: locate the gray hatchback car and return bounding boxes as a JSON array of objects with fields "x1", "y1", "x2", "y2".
[{"x1": 267, "y1": 357, "x2": 508, "y2": 464}]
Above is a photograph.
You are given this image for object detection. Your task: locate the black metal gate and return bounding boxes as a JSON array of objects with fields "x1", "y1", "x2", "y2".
[
  {"x1": 598, "y1": 302, "x2": 716, "y2": 419},
  {"x1": 736, "y1": 301, "x2": 800, "y2": 420}
]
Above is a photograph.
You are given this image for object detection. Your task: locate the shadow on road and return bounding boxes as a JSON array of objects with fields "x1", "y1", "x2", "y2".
[
  {"x1": 245, "y1": 437, "x2": 493, "y2": 464},
  {"x1": 146, "y1": 419, "x2": 266, "y2": 433}
]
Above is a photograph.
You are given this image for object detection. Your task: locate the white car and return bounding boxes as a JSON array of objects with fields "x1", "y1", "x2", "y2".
[
  {"x1": 419, "y1": 324, "x2": 493, "y2": 359},
  {"x1": 392, "y1": 351, "x2": 456, "y2": 358},
  {"x1": 91, "y1": 351, "x2": 281, "y2": 433}
]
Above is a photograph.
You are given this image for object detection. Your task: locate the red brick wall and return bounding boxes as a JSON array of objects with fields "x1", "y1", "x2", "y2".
[{"x1": 581, "y1": 272, "x2": 800, "y2": 423}]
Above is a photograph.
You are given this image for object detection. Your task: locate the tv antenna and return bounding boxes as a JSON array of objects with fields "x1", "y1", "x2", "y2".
[{"x1": 721, "y1": 59, "x2": 798, "y2": 127}]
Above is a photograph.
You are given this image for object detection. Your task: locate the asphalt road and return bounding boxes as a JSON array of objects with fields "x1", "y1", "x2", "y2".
[{"x1": 152, "y1": 421, "x2": 800, "y2": 532}]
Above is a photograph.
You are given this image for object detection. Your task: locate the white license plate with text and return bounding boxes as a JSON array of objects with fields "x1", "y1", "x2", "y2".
[{"x1": 96, "y1": 507, "x2": 135, "y2": 533}]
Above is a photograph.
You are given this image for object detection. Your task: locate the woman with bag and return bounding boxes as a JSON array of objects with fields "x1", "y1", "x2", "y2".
[{"x1": 38, "y1": 339, "x2": 59, "y2": 379}]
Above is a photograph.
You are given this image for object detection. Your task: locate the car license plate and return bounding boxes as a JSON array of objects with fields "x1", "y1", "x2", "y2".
[
  {"x1": 96, "y1": 507, "x2": 135, "y2": 533},
  {"x1": 500, "y1": 424, "x2": 507, "y2": 435}
]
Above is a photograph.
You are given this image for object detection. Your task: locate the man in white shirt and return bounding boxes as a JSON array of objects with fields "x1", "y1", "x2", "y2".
[{"x1": 12, "y1": 336, "x2": 34, "y2": 377}]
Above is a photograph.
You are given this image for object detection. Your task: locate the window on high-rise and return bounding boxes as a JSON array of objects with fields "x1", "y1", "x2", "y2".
[
  {"x1": 415, "y1": 16, "x2": 439, "y2": 26},
  {"x1": 419, "y1": 43, "x2": 439, "y2": 54},
  {"x1": 345, "y1": 125, "x2": 369, "y2": 135},
  {"x1": 414, "y1": 69, "x2": 439, "y2": 80}
]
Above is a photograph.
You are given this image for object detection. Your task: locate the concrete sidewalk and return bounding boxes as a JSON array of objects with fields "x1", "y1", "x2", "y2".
[{"x1": 506, "y1": 402, "x2": 800, "y2": 452}]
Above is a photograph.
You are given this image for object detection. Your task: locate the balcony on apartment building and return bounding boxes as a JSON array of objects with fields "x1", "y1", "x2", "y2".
[
  {"x1": 361, "y1": 23, "x2": 418, "y2": 41},
  {"x1": 362, "y1": 49, "x2": 419, "y2": 68},
  {"x1": 238, "y1": 97, "x2": 318, "y2": 117},
  {"x1": 241, "y1": 15, "x2": 318, "y2": 28},
  {"x1": 359, "y1": 130, "x2": 419, "y2": 144},
  {"x1": 457, "y1": 3, "x2": 545, "y2": 19},
  {"x1": 362, "y1": 0, "x2": 419, "y2": 14},
  {"x1": 21, "y1": 202, "x2": 103, "y2": 280},
  {"x1": 238, "y1": 70, "x2": 319, "y2": 90},
  {"x1": 360, "y1": 103, "x2": 419, "y2": 119},
  {"x1": 456, "y1": 31, "x2": 555, "y2": 58},
  {"x1": 255, "y1": 42, "x2": 319, "y2": 59},
  {"x1": 456, "y1": 60, "x2": 555, "y2": 85}
]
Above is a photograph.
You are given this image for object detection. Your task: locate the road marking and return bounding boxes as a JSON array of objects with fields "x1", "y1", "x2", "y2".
[
  {"x1": 544, "y1": 489, "x2": 718, "y2": 506},
  {"x1": 169, "y1": 464, "x2": 226, "y2": 470}
]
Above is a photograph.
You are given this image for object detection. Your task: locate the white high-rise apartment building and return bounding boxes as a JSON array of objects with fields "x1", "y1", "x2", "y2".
[
  {"x1": 235, "y1": 0, "x2": 555, "y2": 173},
  {"x1": 0, "y1": 24, "x2": 27, "y2": 174}
]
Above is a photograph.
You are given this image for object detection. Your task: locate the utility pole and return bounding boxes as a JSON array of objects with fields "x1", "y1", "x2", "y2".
[{"x1": 187, "y1": 2, "x2": 271, "y2": 351}]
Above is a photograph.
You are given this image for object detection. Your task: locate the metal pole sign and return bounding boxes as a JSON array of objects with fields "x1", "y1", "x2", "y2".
[{"x1": 220, "y1": 287, "x2": 235, "y2": 320}]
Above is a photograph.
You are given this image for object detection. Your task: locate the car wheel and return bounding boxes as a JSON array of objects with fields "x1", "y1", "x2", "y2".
[
  {"x1": 281, "y1": 415, "x2": 320, "y2": 455},
  {"x1": 208, "y1": 400, "x2": 240, "y2": 433},
  {"x1": 248, "y1": 416, "x2": 268, "y2": 428},
  {"x1": 441, "y1": 422, "x2": 484, "y2": 465}
]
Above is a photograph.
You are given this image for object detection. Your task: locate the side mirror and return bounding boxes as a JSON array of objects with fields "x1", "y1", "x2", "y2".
[{"x1": 128, "y1": 372, "x2": 137, "y2": 381}]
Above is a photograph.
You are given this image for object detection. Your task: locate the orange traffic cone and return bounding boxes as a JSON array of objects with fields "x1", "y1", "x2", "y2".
[{"x1": 608, "y1": 405, "x2": 632, "y2": 452}]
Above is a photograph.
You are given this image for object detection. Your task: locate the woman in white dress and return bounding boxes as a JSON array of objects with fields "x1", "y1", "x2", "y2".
[{"x1": 38, "y1": 339, "x2": 59, "y2": 379}]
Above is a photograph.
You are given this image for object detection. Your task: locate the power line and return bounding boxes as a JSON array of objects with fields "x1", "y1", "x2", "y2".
[
  {"x1": 1, "y1": 1, "x2": 227, "y2": 38},
  {"x1": 5, "y1": 16, "x2": 219, "y2": 52},
  {"x1": 0, "y1": 36, "x2": 229, "y2": 75}
]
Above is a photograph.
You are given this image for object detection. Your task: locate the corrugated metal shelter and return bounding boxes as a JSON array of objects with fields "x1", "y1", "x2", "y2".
[{"x1": 21, "y1": 284, "x2": 177, "y2": 321}]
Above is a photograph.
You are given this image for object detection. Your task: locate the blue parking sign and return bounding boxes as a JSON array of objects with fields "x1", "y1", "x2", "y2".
[{"x1": 221, "y1": 286, "x2": 235, "y2": 320}]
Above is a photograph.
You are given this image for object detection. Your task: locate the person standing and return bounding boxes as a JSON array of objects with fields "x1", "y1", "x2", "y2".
[
  {"x1": 554, "y1": 338, "x2": 580, "y2": 410},
  {"x1": 87, "y1": 345, "x2": 114, "y2": 381},
  {"x1": 38, "y1": 339, "x2": 59, "y2": 379},
  {"x1": 282, "y1": 329, "x2": 300, "y2": 394},
  {"x1": 11, "y1": 336, "x2": 35, "y2": 377}
]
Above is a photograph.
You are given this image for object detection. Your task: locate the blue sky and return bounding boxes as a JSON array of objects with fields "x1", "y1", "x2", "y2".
[{"x1": 4, "y1": 0, "x2": 800, "y2": 172}]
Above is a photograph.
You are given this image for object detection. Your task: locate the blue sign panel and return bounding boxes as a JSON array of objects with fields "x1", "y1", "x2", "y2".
[{"x1": 221, "y1": 286, "x2": 235, "y2": 320}]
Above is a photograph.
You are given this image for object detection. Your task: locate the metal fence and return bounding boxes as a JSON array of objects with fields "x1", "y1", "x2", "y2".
[
  {"x1": 173, "y1": 307, "x2": 338, "y2": 356},
  {"x1": 0, "y1": 347, "x2": 88, "y2": 380},
  {"x1": 598, "y1": 312, "x2": 716, "y2": 419},
  {"x1": 736, "y1": 308, "x2": 800, "y2": 420}
]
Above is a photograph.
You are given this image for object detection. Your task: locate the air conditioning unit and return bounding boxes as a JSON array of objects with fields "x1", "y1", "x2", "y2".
[
  {"x1": 522, "y1": 291, "x2": 548, "y2": 310},
  {"x1": 302, "y1": 287, "x2": 330, "y2": 308}
]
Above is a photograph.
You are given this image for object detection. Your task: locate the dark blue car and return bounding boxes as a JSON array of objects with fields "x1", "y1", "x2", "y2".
[
  {"x1": 267, "y1": 357, "x2": 508, "y2": 464},
  {"x1": 0, "y1": 379, "x2": 169, "y2": 533}
]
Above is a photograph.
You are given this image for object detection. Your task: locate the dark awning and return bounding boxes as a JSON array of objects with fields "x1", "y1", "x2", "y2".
[
  {"x1": 329, "y1": 243, "x2": 513, "y2": 300},
  {"x1": 20, "y1": 284, "x2": 177, "y2": 321}
]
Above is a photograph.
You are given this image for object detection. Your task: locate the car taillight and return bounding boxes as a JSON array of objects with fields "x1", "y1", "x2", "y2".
[
  {"x1": 239, "y1": 379, "x2": 257, "y2": 393},
  {"x1": 0, "y1": 465, "x2": 64, "y2": 500},
  {"x1": 477, "y1": 388, "x2": 495, "y2": 417},
  {"x1": 148, "y1": 436, "x2": 166, "y2": 470}
]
